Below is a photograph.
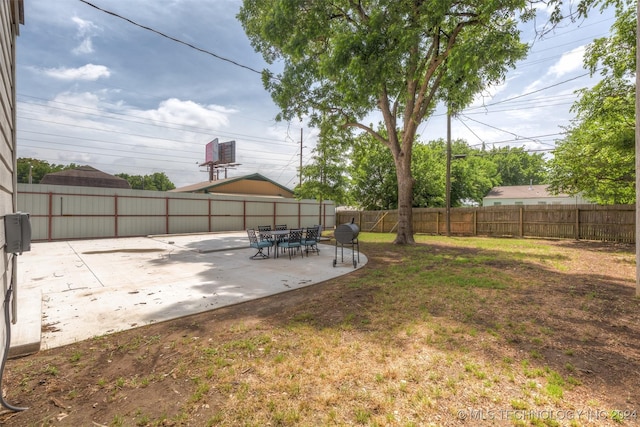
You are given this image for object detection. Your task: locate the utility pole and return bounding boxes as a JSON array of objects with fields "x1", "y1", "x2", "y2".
[
  {"x1": 319, "y1": 144, "x2": 325, "y2": 226},
  {"x1": 446, "y1": 110, "x2": 452, "y2": 237},
  {"x1": 299, "y1": 128, "x2": 303, "y2": 188},
  {"x1": 635, "y1": 0, "x2": 639, "y2": 296}
]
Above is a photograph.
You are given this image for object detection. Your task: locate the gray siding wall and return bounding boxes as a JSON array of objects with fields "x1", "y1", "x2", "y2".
[{"x1": 1, "y1": 1, "x2": 21, "y2": 355}]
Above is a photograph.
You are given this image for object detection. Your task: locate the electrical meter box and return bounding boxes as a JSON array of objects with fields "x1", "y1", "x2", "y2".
[{"x1": 5, "y1": 212, "x2": 31, "y2": 254}]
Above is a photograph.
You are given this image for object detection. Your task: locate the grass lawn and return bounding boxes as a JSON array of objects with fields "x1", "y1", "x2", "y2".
[{"x1": 2, "y1": 233, "x2": 639, "y2": 426}]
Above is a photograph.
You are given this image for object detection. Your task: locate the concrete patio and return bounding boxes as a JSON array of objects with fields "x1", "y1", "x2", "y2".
[{"x1": 10, "y1": 232, "x2": 366, "y2": 357}]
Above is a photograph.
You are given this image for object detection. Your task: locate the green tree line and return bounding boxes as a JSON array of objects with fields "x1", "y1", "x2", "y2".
[
  {"x1": 16, "y1": 158, "x2": 175, "y2": 191},
  {"x1": 297, "y1": 0, "x2": 636, "y2": 210},
  {"x1": 296, "y1": 126, "x2": 549, "y2": 210},
  {"x1": 16, "y1": 2, "x2": 635, "y2": 212}
]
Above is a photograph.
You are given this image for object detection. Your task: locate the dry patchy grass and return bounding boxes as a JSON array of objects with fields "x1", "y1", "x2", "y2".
[{"x1": 2, "y1": 234, "x2": 639, "y2": 426}]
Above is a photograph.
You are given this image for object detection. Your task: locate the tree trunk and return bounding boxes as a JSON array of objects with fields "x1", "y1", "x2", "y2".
[{"x1": 394, "y1": 154, "x2": 415, "y2": 245}]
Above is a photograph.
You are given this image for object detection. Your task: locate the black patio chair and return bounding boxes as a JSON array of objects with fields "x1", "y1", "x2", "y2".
[
  {"x1": 247, "y1": 228, "x2": 272, "y2": 259},
  {"x1": 257, "y1": 225, "x2": 273, "y2": 245},
  {"x1": 302, "y1": 225, "x2": 320, "y2": 255},
  {"x1": 274, "y1": 224, "x2": 288, "y2": 253},
  {"x1": 277, "y1": 228, "x2": 303, "y2": 259}
]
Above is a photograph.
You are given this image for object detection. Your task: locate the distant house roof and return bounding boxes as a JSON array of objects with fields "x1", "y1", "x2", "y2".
[
  {"x1": 40, "y1": 166, "x2": 131, "y2": 189},
  {"x1": 482, "y1": 184, "x2": 593, "y2": 206},
  {"x1": 170, "y1": 173, "x2": 294, "y2": 198},
  {"x1": 485, "y1": 185, "x2": 568, "y2": 199}
]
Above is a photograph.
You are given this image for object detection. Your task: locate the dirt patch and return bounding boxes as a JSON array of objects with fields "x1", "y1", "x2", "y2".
[{"x1": 1, "y1": 237, "x2": 639, "y2": 426}]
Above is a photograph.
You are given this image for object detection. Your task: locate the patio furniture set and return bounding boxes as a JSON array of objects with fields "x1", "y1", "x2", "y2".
[{"x1": 247, "y1": 224, "x2": 322, "y2": 260}]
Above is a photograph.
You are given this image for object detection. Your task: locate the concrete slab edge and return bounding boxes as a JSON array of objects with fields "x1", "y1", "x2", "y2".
[{"x1": 9, "y1": 287, "x2": 42, "y2": 358}]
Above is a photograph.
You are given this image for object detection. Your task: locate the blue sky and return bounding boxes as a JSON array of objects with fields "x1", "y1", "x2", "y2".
[{"x1": 16, "y1": 0, "x2": 615, "y2": 189}]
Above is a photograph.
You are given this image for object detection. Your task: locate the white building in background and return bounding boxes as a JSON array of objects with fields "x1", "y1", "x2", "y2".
[{"x1": 483, "y1": 185, "x2": 592, "y2": 206}]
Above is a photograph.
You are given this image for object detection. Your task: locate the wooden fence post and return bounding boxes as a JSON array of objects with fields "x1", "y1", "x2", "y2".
[
  {"x1": 473, "y1": 209, "x2": 477, "y2": 236},
  {"x1": 575, "y1": 208, "x2": 580, "y2": 240},
  {"x1": 519, "y1": 207, "x2": 524, "y2": 237}
]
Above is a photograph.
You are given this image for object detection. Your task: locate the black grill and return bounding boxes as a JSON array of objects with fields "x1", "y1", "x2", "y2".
[
  {"x1": 333, "y1": 218, "x2": 360, "y2": 268},
  {"x1": 334, "y1": 222, "x2": 360, "y2": 244}
]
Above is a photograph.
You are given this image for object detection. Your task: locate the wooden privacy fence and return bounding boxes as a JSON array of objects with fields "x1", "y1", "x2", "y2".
[
  {"x1": 337, "y1": 204, "x2": 636, "y2": 243},
  {"x1": 18, "y1": 184, "x2": 335, "y2": 242}
]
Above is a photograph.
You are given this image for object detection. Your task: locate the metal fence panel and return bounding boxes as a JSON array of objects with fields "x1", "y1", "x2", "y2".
[
  {"x1": 119, "y1": 217, "x2": 166, "y2": 236},
  {"x1": 52, "y1": 217, "x2": 115, "y2": 240},
  {"x1": 214, "y1": 216, "x2": 245, "y2": 231},
  {"x1": 169, "y1": 216, "x2": 210, "y2": 234},
  {"x1": 18, "y1": 184, "x2": 335, "y2": 241},
  {"x1": 169, "y1": 198, "x2": 208, "y2": 215},
  {"x1": 118, "y1": 196, "x2": 166, "y2": 215}
]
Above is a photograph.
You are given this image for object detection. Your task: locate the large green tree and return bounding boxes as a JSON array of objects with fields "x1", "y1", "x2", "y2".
[
  {"x1": 349, "y1": 136, "x2": 502, "y2": 208},
  {"x1": 17, "y1": 158, "x2": 79, "y2": 184},
  {"x1": 17, "y1": 158, "x2": 176, "y2": 191},
  {"x1": 238, "y1": 0, "x2": 532, "y2": 244},
  {"x1": 489, "y1": 146, "x2": 548, "y2": 186},
  {"x1": 413, "y1": 139, "x2": 500, "y2": 207},
  {"x1": 295, "y1": 119, "x2": 353, "y2": 208},
  {"x1": 547, "y1": 2, "x2": 635, "y2": 204},
  {"x1": 115, "y1": 172, "x2": 176, "y2": 191},
  {"x1": 349, "y1": 130, "x2": 397, "y2": 210},
  {"x1": 411, "y1": 140, "x2": 447, "y2": 208},
  {"x1": 450, "y1": 146, "x2": 501, "y2": 206}
]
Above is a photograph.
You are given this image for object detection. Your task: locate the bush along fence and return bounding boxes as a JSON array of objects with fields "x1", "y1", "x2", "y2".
[{"x1": 336, "y1": 204, "x2": 635, "y2": 244}]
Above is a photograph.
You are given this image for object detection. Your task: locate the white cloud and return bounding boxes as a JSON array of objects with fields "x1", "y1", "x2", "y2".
[
  {"x1": 42, "y1": 64, "x2": 111, "y2": 81},
  {"x1": 73, "y1": 38, "x2": 94, "y2": 55},
  {"x1": 71, "y1": 16, "x2": 99, "y2": 55},
  {"x1": 52, "y1": 91, "x2": 102, "y2": 109},
  {"x1": 71, "y1": 16, "x2": 95, "y2": 35},
  {"x1": 548, "y1": 45, "x2": 585, "y2": 78},
  {"x1": 131, "y1": 98, "x2": 236, "y2": 129},
  {"x1": 518, "y1": 45, "x2": 586, "y2": 95}
]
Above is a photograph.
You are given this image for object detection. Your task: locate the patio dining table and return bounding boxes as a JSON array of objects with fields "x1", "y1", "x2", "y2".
[{"x1": 270, "y1": 229, "x2": 292, "y2": 259}]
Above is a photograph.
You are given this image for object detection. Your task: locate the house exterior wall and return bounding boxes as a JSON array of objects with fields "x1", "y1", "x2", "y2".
[
  {"x1": 205, "y1": 180, "x2": 294, "y2": 198},
  {"x1": 1, "y1": 0, "x2": 23, "y2": 355},
  {"x1": 483, "y1": 195, "x2": 590, "y2": 206},
  {"x1": 482, "y1": 185, "x2": 592, "y2": 206}
]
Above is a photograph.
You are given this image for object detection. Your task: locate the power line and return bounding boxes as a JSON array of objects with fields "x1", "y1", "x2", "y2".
[
  {"x1": 457, "y1": 114, "x2": 561, "y2": 148},
  {"x1": 467, "y1": 71, "x2": 593, "y2": 110},
  {"x1": 33, "y1": 0, "x2": 610, "y2": 185},
  {"x1": 420, "y1": 69, "x2": 597, "y2": 146},
  {"x1": 18, "y1": 104, "x2": 296, "y2": 149},
  {"x1": 18, "y1": 129, "x2": 296, "y2": 161},
  {"x1": 78, "y1": 0, "x2": 265, "y2": 76}
]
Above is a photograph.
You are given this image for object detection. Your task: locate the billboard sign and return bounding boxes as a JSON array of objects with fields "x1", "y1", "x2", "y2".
[
  {"x1": 218, "y1": 140, "x2": 236, "y2": 164},
  {"x1": 205, "y1": 138, "x2": 219, "y2": 163}
]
